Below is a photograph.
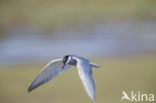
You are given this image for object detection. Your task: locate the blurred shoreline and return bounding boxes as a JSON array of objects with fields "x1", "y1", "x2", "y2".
[{"x1": 0, "y1": 21, "x2": 156, "y2": 66}]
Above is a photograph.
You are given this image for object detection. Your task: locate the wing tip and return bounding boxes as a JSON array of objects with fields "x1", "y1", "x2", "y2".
[
  {"x1": 28, "y1": 84, "x2": 37, "y2": 93},
  {"x1": 27, "y1": 85, "x2": 33, "y2": 93},
  {"x1": 92, "y1": 97, "x2": 95, "y2": 102}
]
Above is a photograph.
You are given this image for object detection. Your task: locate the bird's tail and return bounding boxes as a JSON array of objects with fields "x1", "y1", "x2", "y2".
[{"x1": 90, "y1": 63, "x2": 102, "y2": 68}]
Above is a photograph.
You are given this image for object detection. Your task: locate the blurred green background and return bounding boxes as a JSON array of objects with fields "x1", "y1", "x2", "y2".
[{"x1": 0, "y1": 0, "x2": 156, "y2": 103}]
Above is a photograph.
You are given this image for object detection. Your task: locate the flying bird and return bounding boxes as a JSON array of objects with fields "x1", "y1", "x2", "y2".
[{"x1": 28, "y1": 55, "x2": 101, "y2": 101}]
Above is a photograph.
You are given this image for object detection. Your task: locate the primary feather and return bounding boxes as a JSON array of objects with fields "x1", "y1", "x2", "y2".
[
  {"x1": 75, "y1": 58, "x2": 95, "y2": 101},
  {"x1": 28, "y1": 59, "x2": 72, "y2": 92}
]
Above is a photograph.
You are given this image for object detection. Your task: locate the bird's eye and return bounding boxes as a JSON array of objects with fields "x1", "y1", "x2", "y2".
[{"x1": 63, "y1": 56, "x2": 69, "y2": 64}]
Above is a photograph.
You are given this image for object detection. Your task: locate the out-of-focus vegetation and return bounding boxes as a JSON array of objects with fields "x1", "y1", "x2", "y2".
[
  {"x1": 0, "y1": 53, "x2": 156, "y2": 103},
  {"x1": 0, "y1": 0, "x2": 156, "y2": 36}
]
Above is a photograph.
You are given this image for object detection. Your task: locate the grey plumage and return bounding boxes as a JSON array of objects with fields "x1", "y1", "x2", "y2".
[
  {"x1": 28, "y1": 59, "x2": 72, "y2": 92},
  {"x1": 28, "y1": 55, "x2": 101, "y2": 101}
]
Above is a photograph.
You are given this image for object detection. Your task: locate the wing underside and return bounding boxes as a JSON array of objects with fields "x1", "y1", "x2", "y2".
[
  {"x1": 76, "y1": 60, "x2": 95, "y2": 101},
  {"x1": 28, "y1": 59, "x2": 72, "y2": 92}
]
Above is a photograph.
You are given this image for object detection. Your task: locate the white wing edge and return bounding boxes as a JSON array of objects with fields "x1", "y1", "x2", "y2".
[{"x1": 28, "y1": 58, "x2": 72, "y2": 92}]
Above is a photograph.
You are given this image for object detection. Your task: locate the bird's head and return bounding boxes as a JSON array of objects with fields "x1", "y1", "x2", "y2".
[{"x1": 62, "y1": 55, "x2": 72, "y2": 69}]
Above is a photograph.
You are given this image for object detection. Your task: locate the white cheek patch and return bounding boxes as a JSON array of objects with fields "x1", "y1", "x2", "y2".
[{"x1": 66, "y1": 56, "x2": 71, "y2": 64}]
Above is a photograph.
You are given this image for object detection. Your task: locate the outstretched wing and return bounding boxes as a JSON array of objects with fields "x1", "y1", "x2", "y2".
[
  {"x1": 77, "y1": 61, "x2": 95, "y2": 101},
  {"x1": 28, "y1": 59, "x2": 72, "y2": 92}
]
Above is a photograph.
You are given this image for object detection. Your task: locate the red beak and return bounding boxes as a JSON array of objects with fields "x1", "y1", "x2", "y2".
[{"x1": 62, "y1": 64, "x2": 65, "y2": 69}]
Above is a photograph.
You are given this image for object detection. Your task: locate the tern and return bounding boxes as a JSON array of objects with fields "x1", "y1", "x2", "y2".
[{"x1": 28, "y1": 55, "x2": 101, "y2": 101}]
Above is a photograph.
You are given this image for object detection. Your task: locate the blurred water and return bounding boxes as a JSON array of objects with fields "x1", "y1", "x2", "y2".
[{"x1": 0, "y1": 21, "x2": 156, "y2": 65}]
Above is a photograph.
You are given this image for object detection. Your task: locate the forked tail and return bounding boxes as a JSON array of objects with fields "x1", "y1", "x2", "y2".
[{"x1": 90, "y1": 63, "x2": 102, "y2": 68}]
